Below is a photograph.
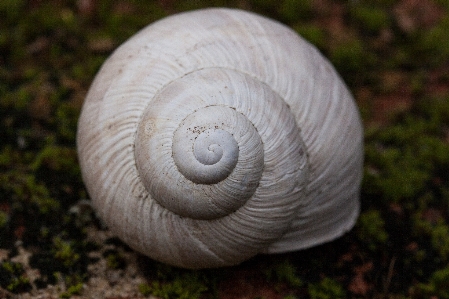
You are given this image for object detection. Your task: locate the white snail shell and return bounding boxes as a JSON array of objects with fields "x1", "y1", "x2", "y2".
[{"x1": 77, "y1": 8, "x2": 363, "y2": 269}]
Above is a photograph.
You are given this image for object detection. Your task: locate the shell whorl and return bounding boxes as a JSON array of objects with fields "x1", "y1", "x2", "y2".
[
  {"x1": 77, "y1": 8, "x2": 363, "y2": 268},
  {"x1": 135, "y1": 68, "x2": 307, "y2": 221}
]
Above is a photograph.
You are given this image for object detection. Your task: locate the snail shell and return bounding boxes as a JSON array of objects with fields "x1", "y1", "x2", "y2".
[{"x1": 77, "y1": 8, "x2": 363, "y2": 269}]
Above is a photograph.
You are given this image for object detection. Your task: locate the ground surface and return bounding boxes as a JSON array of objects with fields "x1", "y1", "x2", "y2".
[{"x1": 1, "y1": 0, "x2": 449, "y2": 298}]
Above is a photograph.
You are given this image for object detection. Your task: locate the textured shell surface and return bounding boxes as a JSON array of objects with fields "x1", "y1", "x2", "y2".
[{"x1": 77, "y1": 7, "x2": 364, "y2": 269}]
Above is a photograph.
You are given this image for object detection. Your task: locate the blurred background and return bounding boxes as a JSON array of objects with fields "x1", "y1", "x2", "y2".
[{"x1": 0, "y1": 0, "x2": 448, "y2": 298}]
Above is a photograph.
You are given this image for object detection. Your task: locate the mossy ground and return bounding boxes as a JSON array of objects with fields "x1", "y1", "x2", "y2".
[{"x1": 1, "y1": 0, "x2": 448, "y2": 298}]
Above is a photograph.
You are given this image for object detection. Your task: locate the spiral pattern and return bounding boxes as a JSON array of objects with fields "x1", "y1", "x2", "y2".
[
  {"x1": 135, "y1": 67, "x2": 307, "y2": 224},
  {"x1": 172, "y1": 109, "x2": 244, "y2": 185},
  {"x1": 77, "y1": 8, "x2": 363, "y2": 268}
]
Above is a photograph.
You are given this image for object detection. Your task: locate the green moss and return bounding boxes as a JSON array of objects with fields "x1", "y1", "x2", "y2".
[
  {"x1": 329, "y1": 38, "x2": 374, "y2": 84},
  {"x1": 278, "y1": 0, "x2": 312, "y2": 22},
  {"x1": 103, "y1": 249, "x2": 126, "y2": 270},
  {"x1": 0, "y1": 170, "x2": 60, "y2": 217},
  {"x1": 308, "y1": 277, "x2": 345, "y2": 299},
  {"x1": 362, "y1": 96, "x2": 449, "y2": 289},
  {"x1": 0, "y1": 0, "x2": 27, "y2": 24},
  {"x1": 415, "y1": 266, "x2": 449, "y2": 298},
  {"x1": 431, "y1": 224, "x2": 449, "y2": 262},
  {"x1": 55, "y1": 104, "x2": 79, "y2": 142},
  {"x1": 264, "y1": 260, "x2": 302, "y2": 288},
  {"x1": 413, "y1": 215, "x2": 449, "y2": 263},
  {"x1": 363, "y1": 97, "x2": 449, "y2": 205},
  {"x1": 0, "y1": 210, "x2": 8, "y2": 229},
  {"x1": 139, "y1": 282, "x2": 153, "y2": 296},
  {"x1": 357, "y1": 209, "x2": 388, "y2": 251},
  {"x1": 53, "y1": 237, "x2": 80, "y2": 268},
  {"x1": 0, "y1": 261, "x2": 32, "y2": 293},
  {"x1": 435, "y1": 0, "x2": 449, "y2": 9},
  {"x1": 349, "y1": 5, "x2": 390, "y2": 34},
  {"x1": 60, "y1": 282, "x2": 83, "y2": 298},
  {"x1": 364, "y1": 0, "x2": 396, "y2": 5},
  {"x1": 32, "y1": 145, "x2": 80, "y2": 178},
  {"x1": 30, "y1": 144, "x2": 85, "y2": 212},
  {"x1": 29, "y1": 226, "x2": 91, "y2": 288},
  {"x1": 364, "y1": 145, "x2": 429, "y2": 203},
  {"x1": 416, "y1": 16, "x2": 449, "y2": 66},
  {"x1": 139, "y1": 272, "x2": 208, "y2": 299},
  {"x1": 295, "y1": 25, "x2": 326, "y2": 50}
]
